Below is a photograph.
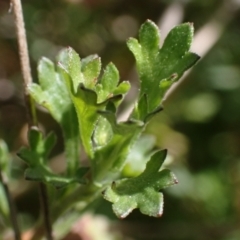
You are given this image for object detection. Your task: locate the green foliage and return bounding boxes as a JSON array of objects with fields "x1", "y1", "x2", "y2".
[
  {"x1": 102, "y1": 150, "x2": 177, "y2": 218},
  {"x1": 93, "y1": 110, "x2": 143, "y2": 184},
  {"x1": 0, "y1": 140, "x2": 10, "y2": 176},
  {"x1": 0, "y1": 140, "x2": 10, "y2": 223},
  {"x1": 127, "y1": 20, "x2": 200, "y2": 121},
  {"x1": 18, "y1": 128, "x2": 88, "y2": 188},
  {"x1": 123, "y1": 135, "x2": 156, "y2": 177},
  {"x1": 18, "y1": 20, "x2": 199, "y2": 220},
  {"x1": 28, "y1": 58, "x2": 80, "y2": 175},
  {"x1": 57, "y1": 48, "x2": 130, "y2": 158}
]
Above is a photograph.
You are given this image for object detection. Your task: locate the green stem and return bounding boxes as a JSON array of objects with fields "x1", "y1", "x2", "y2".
[
  {"x1": 51, "y1": 183, "x2": 101, "y2": 221},
  {"x1": 28, "y1": 183, "x2": 102, "y2": 240},
  {"x1": 39, "y1": 183, "x2": 53, "y2": 240},
  {"x1": 11, "y1": 0, "x2": 53, "y2": 239},
  {"x1": 61, "y1": 109, "x2": 80, "y2": 176}
]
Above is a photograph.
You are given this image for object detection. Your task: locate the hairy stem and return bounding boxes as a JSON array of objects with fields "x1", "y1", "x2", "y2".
[
  {"x1": 11, "y1": 0, "x2": 53, "y2": 239},
  {"x1": 0, "y1": 170, "x2": 21, "y2": 240}
]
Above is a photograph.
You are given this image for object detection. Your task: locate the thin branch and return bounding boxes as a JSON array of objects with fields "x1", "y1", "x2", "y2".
[
  {"x1": 39, "y1": 183, "x2": 53, "y2": 240},
  {"x1": 10, "y1": 0, "x2": 37, "y2": 127},
  {"x1": 11, "y1": 0, "x2": 53, "y2": 239},
  {"x1": 0, "y1": 170, "x2": 21, "y2": 240}
]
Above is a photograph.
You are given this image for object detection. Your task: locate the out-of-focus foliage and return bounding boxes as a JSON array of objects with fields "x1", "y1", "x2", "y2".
[
  {"x1": 0, "y1": 140, "x2": 11, "y2": 224},
  {"x1": 0, "y1": 0, "x2": 240, "y2": 239}
]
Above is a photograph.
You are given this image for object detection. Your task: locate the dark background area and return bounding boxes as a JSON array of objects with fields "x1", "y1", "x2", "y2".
[{"x1": 0, "y1": 0, "x2": 240, "y2": 239}]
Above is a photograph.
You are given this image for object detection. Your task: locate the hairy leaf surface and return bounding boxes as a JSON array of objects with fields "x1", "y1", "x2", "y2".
[
  {"x1": 102, "y1": 150, "x2": 177, "y2": 218},
  {"x1": 127, "y1": 20, "x2": 200, "y2": 121}
]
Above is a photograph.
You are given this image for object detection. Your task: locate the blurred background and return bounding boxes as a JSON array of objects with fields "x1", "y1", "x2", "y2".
[{"x1": 0, "y1": 0, "x2": 240, "y2": 239}]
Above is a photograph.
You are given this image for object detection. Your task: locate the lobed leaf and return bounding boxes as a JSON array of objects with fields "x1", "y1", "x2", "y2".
[
  {"x1": 29, "y1": 57, "x2": 80, "y2": 175},
  {"x1": 102, "y1": 150, "x2": 178, "y2": 218},
  {"x1": 58, "y1": 47, "x2": 130, "y2": 157},
  {"x1": 58, "y1": 64, "x2": 103, "y2": 158},
  {"x1": 127, "y1": 20, "x2": 200, "y2": 121},
  {"x1": 18, "y1": 128, "x2": 88, "y2": 188}
]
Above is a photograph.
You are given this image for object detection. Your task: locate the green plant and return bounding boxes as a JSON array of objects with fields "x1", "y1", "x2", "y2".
[{"x1": 0, "y1": 4, "x2": 199, "y2": 238}]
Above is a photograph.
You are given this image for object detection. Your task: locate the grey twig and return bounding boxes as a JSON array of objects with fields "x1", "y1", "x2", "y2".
[{"x1": 11, "y1": 0, "x2": 37, "y2": 127}]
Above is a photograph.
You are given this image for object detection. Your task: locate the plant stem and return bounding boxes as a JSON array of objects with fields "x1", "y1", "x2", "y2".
[
  {"x1": 39, "y1": 183, "x2": 53, "y2": 240},
  {"x1": 11, "y1": 0, "x2": 53, "y2": 239},
  {"x1": 27, "y1": 183, "x2": 101, "y2": 240},
  {"x1": 0, "y1": 170, "x2": 21, "y2": 240},
  {"x1": 10, "y1": 0, "x2": 37, "y2": 127}
]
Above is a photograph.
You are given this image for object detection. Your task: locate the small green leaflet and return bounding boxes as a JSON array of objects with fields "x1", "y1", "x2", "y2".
[
  {"x1": 18, "y1": 128, "x2": 88, "y2": 188},
  {"x1": 128, "y1": 20, "x2": 200, "y2": 121},
  {"x1": 102, "y1": 150, "x2": 177, "y2": 218}
]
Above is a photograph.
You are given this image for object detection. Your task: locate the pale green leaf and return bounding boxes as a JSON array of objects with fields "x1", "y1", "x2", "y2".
[
  {"x1": 58, "y1": 48, "x2": 131, "y2": 157},
  {"x1": 29, "y1": 57, "x2": 80, "y2": 175}
]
